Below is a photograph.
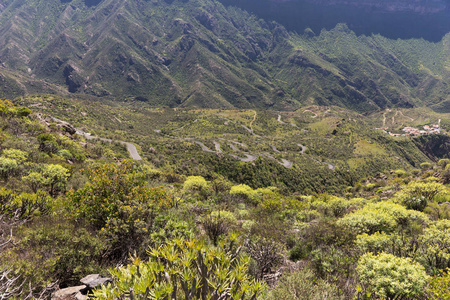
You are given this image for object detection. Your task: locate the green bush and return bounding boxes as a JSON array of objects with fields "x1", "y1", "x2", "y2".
[
  {"x1": 0, "y1": 157, "x2": 19, "y2": 181},
  {"x1": 356, "y1": 232, "x2": 393, "y2": 255},
  {"x1": 395, "y1": 181, "x2": 447, "y2": 211},
  {"x1": 261, "y1": 269, "x2": 344, "y2": 300},
  {"x1": 418, "y1": 219, "x2": 450, "y2": 273},
  {"x1": 428, "y1": 269, "x2": 450, "y2": 300},
  {"x1": 357, "y1": 252, "x2": 429, "y2": 299},
  {"x1": 338, "y1": 201, "x2": 428, "y2": 234},
  {"x1": 0, "y1": 189, "x2": 51, "y2": 221},
  {"x1": 37, "y1": 133, "x2": 59, "y2": 154},
  {"x1": 68, "y1": 161, "x2": 171, "y2": 260},
  {"x1": 92, "y1": 238, "x2": 266, "y2": 299},
  {"x1": 311, "y1": 196, "x2": 365, "y2": 218},
  {"x1": 42, "y1": 164, "x2": 70, "y2": 196},
  {"x1": 4, "y1": 217, "x2": 106, "y2": 291},
  {"x1": 230, "y1": 184, "x2": 257, "y2": 201},
  {"x1": 183, "y1": 175, "x2": 209, "y2": 192},
  {"x1": 310, "y1": 246, "x2": 356, "y2": 281},
  {"x1": 438, "y1": 159, "x2": 450, "y2": 169},
  {"x1": 2, "y1": 148, "x2": 28, "y2": 163}
]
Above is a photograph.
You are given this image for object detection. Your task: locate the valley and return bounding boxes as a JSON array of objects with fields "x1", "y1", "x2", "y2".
[
  {"x1": 1, "y1": 0, "x2": 450, "y2": 298},
  {"x1": 18, "y1": 95, "x2": 449, "y2": 194}
]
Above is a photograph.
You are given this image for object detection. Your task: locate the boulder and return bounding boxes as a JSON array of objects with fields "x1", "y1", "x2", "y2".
[
  {"x1": 80, "y1": 274, "x2": 112, "y2": 289},
  {"x1": 52, "y1": 285, "x2": 87, "y2": 300},
  {"x1": 56, "y1": 121, "x2": 77, "y2": 135}
]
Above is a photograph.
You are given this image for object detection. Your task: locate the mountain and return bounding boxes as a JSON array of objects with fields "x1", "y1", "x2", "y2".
[
  {"x1": 1, "y1": 0, "x2": 450, "y2": 112},
  {"x1": 220, "y1": 0, "x2": 450, "y2": 41}
]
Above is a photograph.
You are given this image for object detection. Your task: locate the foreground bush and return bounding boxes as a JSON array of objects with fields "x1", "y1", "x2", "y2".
[
  {"x1": 356, "y1": 252, "x2": 429, "y2": 299},
  {"x1": 4, "y1": 217, "x2": 106, "y2": 291},
  {"x1": 417, "y1": 219, "x2": 450, "y2": 273},
  {"x1": 67, "y1": 161, "x2": 172, "y2": 260},
  {"x1": 261, "y1": 269, "x2": 344, "y2": 300},
  {"x1": 93, "y1": 238, "x2": 266, "y2": 300},
  {"x1": 428, "y1": 269, "x2": 450, "y2": 300}
]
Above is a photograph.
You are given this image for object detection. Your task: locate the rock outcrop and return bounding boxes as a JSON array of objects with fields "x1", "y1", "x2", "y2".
[{"x1": 51, "y1": 274, "x2": 112, "y2": 300}]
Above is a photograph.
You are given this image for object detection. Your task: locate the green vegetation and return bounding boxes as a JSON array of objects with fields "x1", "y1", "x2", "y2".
[
  {"x1": 2, "y1": 99, "x2": 450, "y2": 299},
  {"x1": 356, "y1": 252, "x2": 429, "y2": 299},
  {"x1": 2, "y1": 0, "x2": 450, "y2": 113},
  {"x1": 93, "y1": 238, "x2": 265, "y2": 300}
]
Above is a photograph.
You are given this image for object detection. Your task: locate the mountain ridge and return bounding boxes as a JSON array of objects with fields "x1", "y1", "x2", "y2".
[{"x1": 0, "y1": 0, "x2": 450, "y2": 112}]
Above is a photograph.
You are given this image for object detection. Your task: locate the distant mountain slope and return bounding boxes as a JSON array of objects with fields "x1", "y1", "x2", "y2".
[
  {"x1": 0, "y1": 0, "x2": 450, "y2": 112},
  {"x1": 220, "y1": 0, "x2": 450, "y2": 41}
]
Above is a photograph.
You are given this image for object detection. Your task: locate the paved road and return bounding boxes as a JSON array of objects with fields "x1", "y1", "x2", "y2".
[
  {"x1": 231, "y1": 154, "x2": 258, "y2": 162},
  {"x1": 280, "y1": 159, "x2": 293, "y2": 168},
  {"x1": 269, "y1": 144, "x2": 281, "y2": 153},
  {"x1": 76, "y1": 129, "x2": 142, "y2": 160},
  {"x1": 50, "y1": 116, "x2": 142, "y2": 160},
  {"x1": 298, "y1": 143, "x2": 307, "y2": 154}
]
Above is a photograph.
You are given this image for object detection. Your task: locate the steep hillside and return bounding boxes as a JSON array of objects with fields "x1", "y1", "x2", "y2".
[
  {"x1": 1, "y1": 0, "x2": 450, "y2": 111},
  {"x1": 220, "y1": 0, "x2": 450, "y2": 41}
]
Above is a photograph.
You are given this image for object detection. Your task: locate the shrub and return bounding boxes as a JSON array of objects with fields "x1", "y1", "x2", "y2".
[
  {"x1": 37, "y1": 133, "x2": 59, "y2": 154},
  {"x1": 356, "y1": 232, "x2": 393, "y2": 255},
  {"x1": 338, "y1": 201, "x2": 428, "y2": 234},
  {"x1": 356, "y1": 252, "x2": 429, "y2": 299},
  {"x1": 0, "y1": 189, "x2": 51, "y2": 221},
  {"x1": 424, "y1": 202, "x2": 450, "y2": 220},
  {"x1": 417, "y1": 219, "x2": 450, "y2": 273},
  {"x1": 22, "y1": 172, "x2": 48, "y2": 193},
  {"x1": 68, "y1": 161, "x2": 171, "y2": 260},
  {"x1": 201, "y1": 214, "x2": 231, "y2": 246},
  {"x1": 2, "y1": 149, "x2": 27, "y2": 163},
  {"x1": 395, "y1": 181, "x2": 447, "y2": 211},
  {"x1": 402, "y1": 195, "x2": 428, "y2": 211},
  {"x1": 312, "y1": 196, "x2": 365, "y2": 218},
  {"x1": 245, "y1": 237, "x2": 285, "y2": 279},
  {"x1": 310, "y1": 246, "x2": 356, "y2": 281},
  {"x1": 57, "y1": 149, "x2": 73, "y2": 160},
  {"x1": 230, "y1": 184, "x2": 257, "y2": 202},
  {"x1": 42, "y1": 164, "x2": 70, "y2": 196},
  {"x1": 4, "y1": 217, "x2": 106, "y2": 291},
  {"x1": 428, "y1": 269, "x2": 450, "y2": 300},
  {"x1": 0, "y1": 157, "x2": 18, "y2": 181},
  {"x1": 92, "y1": 239, "x2": 266, "y2": 300},
  {"x1": 183, "y1": 175, "x2": 208, "y2": 191},
  {"x1": 15, "y1": 106, "x2": 32, "y2": 117},
  {"x1": 420, "y1": 162, "x2": 433, "y2": 170},
  {"x1": 261, "y1": 269, "x2": 344, "y2": 300},
  {"x1": 438, "y1": 159, "x2": 450, "y2": 169}
]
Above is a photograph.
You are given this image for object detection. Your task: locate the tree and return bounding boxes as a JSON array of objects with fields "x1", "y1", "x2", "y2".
[
  {"x1": 22, "y1": 172, "x2": 49, "y2": 193},
  {"x1": 42, "y1": 164, "x2": 69, "y2": 197},
  {"x1": 92, "y1": 238, "x2": 266, "y2": 300}
]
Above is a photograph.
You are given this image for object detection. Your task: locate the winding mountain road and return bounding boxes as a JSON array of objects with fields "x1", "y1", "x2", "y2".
[
  {"x1": 298, "y1": 143, "x2": 307, "y2": 154},
  {"x1": 76, "y1": 129, "x2": 142, "y2": 160},
  {"x1": 49, "y1": 116, "x2": 142, "y2": 160}
]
